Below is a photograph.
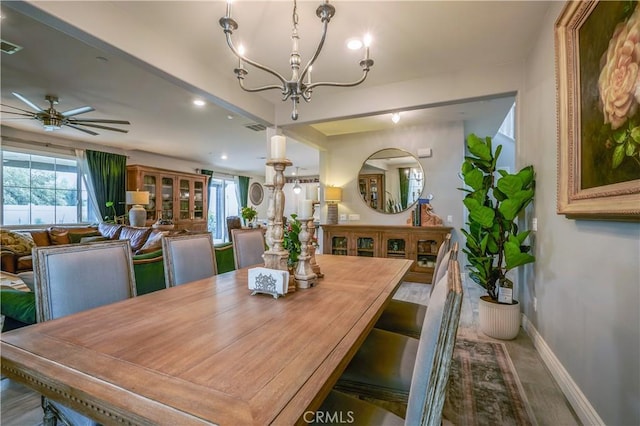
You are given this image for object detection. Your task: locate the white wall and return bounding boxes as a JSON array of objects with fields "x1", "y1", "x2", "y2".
[
  {"x1": 322, "y1": 121, "x2": 465, "y2": 241},
  {"x1": 520, "y1": 3, "x2": 640, "y2": 425}
]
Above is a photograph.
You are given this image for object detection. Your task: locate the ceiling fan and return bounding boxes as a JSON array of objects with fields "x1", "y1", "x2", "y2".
[{"x1": 1, "y1": 92, "x2": 130, "y2": 136}]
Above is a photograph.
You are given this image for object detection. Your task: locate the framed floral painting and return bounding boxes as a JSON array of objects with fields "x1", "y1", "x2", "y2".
[{"x1": 556, "y1": 0, "x2": 640, "y2": 220}]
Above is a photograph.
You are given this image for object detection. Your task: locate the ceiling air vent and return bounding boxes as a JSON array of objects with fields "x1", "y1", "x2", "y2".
[
  {"x1": 245, "y1": 123, "x2": 266, "y2": 132},
  {"x1": 1, "y1": 39, "x2": 23, "y2": 55}
]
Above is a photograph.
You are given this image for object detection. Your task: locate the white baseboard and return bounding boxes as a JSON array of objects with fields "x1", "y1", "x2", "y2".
[{"x1": 521, "y1": 315, "x2": 605, "y2": 426}]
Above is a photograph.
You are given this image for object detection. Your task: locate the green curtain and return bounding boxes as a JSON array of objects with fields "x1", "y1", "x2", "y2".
[
  {"x1": 200, "y1": 169, "x2": 214, "y2": 187},
  {"x1": 86, "y1": 150, "x2": 127, "y2": 221},
  {"x1": 238, "y1": 175, "x2": 250, "y2": 208},
  {"x1": 399, "y1": 168, "x2": 409, "y2": 209}
]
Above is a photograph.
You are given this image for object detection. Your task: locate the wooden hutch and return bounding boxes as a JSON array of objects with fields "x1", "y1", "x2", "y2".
[
  {"x1": 126, "y1": 165, "x2": 208, "y2": 231},
  {"x1": 321, "y1": 224, "x2": 452, "y2": 284}
]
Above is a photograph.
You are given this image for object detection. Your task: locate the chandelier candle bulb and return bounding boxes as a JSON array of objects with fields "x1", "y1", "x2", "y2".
[
  {"x1": 299, "y1": 199, "x2": 313, "y2": 219},
  {"x1": 271, "y1": 135, "x2": 286, "y2": 160}
]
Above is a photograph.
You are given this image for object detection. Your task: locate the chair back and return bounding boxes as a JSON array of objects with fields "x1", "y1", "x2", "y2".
[
  {"x1": 405, "y1": 243, "x2": 463, "y2": 426},
  {"x1": 33, "y1": 240, "x2": 136, "y2": 322},
  {"x1": 226, "y1": 216, "x2": 242, "y2": 242},
  {"x1": 162, "y1": 233, "x2": 217, "y2": 286},
  {"x1": 429, "y1": 233, "x2": 451, "y2": 292},
  {"x1": 231, "y1": 228, "x2": 265, "y2": 269}
]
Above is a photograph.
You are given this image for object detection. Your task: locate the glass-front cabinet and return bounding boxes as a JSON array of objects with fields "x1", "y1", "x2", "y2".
[
  {"x1": 322, "y1": 225, "x2": 451, "y2": 283},
  {"x1": 383, "y1": 233, "x2": 410, "y2": 260},
  {"x1": 330, "y1": 235, "x2": 349, "y2": 255},
  {"x1": 127, "y1": 165, "x2": 208, "y2": 231}
]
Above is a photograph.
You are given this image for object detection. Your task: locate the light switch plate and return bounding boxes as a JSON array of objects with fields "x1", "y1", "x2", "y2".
[{"x1": 348, "y1": 214, "x2": 360, "y2": 221}]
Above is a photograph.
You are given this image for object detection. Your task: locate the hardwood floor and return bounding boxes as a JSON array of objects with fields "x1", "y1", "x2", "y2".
[{"x1": 1, "y1": 279, "x2": 580, "y2": 426}]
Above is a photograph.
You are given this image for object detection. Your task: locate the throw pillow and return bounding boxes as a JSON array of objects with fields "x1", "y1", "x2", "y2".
[
  {"x1": 0, "y1": 230, "x2": 35, "y2": 254},
  {"x1": 136, "y1": 230, "x2": 168, "y2": 254},
  {"x1": 118, "y1": 226, "x2": 152, "y2": 252},
  {"x1": 48, "y1": 229, "x2": 71, "y2": 245},
  {"x1": 30, "y1": 230, "x2": 51, "y2": 246},
  {"x1": 69, "y1": 231, "x2": 102, "y2": 244}
]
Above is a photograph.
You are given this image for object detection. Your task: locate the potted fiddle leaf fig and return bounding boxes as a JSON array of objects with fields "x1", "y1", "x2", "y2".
[{"x1": 459, "y1": 133, "x2": 535, "y2": 339}]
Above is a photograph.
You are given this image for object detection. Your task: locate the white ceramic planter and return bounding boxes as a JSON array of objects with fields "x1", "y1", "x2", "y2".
[{"x1": 478, "y1": 296, "x2": 521, "y2": 340}]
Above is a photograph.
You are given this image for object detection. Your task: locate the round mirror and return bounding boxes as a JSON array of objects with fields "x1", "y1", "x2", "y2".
[{"x1": 358, "y1": 148, "x2": 424, "y2": 214}]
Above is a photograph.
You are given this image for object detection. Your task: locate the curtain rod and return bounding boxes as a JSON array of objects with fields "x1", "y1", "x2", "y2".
[{"x1": 1, "y1": 136, "x2": 130, "y2": 158}]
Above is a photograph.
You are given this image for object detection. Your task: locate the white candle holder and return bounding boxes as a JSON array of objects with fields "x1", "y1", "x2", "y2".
[
  {"x1": 264, "y1": 183, "x2": 275, "y2": 250},
  {"x1": 294, "y1": 217, "x2": 317, "y2": 289},
  {"x1": 307, "y1": 213, "x2": 323, "y2": 278},
  {"x1": 263, "y1": 159, "x2": 293, "y2": 291}
]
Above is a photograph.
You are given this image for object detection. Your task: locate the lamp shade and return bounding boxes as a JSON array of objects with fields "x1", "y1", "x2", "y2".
[
  {"x1": 325, "y1": 187, "x2": 342, "y2": 202},
  {"x1": 126, "y1": 191, "x2": 150, "y2": 205}
]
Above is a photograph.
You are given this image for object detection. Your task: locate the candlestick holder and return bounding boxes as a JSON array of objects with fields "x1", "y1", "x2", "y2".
[
  {"x1": 263, "y1": 159, "x2": 293, "y2": 291},
  {"x1": 307, "y1": 216, "x2": 323, "y2": 278},
  {"x1": 294, "y1": 217, "x2": 317, "y2": 289},
  {"x1": 264, "y1": 184, "x2": 275, "y2": 250}
]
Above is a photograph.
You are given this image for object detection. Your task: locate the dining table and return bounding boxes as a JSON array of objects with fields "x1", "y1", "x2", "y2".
[{"x1": 1, "y1": 254, "x2": 412, "y2": 425}]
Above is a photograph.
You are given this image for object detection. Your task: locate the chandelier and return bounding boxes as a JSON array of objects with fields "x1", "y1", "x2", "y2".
[{"x1": 219, "y1": 0, "x2": 374, "y2": 121}]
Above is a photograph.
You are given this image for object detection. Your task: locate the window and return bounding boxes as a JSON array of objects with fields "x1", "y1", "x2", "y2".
[
  {"x1": 208, "y1": 176, "x2": 238, "y2": 243},
  {"x1": 2, "y1": 148, "x2": 96, "y2": 225}
]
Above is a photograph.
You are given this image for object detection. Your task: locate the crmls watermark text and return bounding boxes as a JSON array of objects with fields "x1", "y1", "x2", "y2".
[{"x1": 303, "y1": 410, "x2": 355, "y2": 424}]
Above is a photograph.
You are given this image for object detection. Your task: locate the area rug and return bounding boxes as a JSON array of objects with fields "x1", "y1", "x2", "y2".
[{"x1": 443, "y1": 338, "x2": 536, "y2": 426}]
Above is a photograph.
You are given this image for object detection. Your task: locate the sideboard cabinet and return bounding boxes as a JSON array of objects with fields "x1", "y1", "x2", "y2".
[
  {"x1": 126, "y1": 165, "x2": 208, "y2": 231},
  {"x1": 321, "y1": 224, "x2": 452, "y2": 284}
]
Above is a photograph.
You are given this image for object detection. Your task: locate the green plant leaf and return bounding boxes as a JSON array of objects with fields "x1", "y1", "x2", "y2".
[
  {"x1": 626, "y1": 140, "x2": 637, "y2": 156},
  {"x1": 515, "y1": 230, "x2": 531, "y2": 244},
  {"x1": 612, "y1": 144, "x2": 625, "y2": 168},
  {"x1": 497, "y1": 174, "x2": 523, "y2": 198},
  {"x1": 505, "y1": 240, "x2": 536, "y2": 270},
  {"x1": 467, "y1": 134, "x2": 492, "y2": 161},
  {"x1": 464, "y1": 198, "x2": 495, "y2": 227},
  {"x1": 630, "y1": 126, "x2": 640, "y2": 143},
  {"x1": 463, "y1": 168, "x2": 485, "y2": 191},
  {"x1": 613, "y1": 128, "x2": 627, "y2": 144},
  {"x1": 516, "y1": 165, "x2": 535, "y2": 188}
]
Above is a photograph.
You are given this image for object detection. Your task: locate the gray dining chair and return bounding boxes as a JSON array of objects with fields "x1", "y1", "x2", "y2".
[
  {"x1": 317, "y1": 253, "x2": 463, "y2": 426},
  {"x1": 162, "y1": 232, "x2": 217, "y2": 286},
  {"x1": 231, "y1": 228, "x2": 266, "y2": 269},
  {"x1": 375, "y1": 234, "x2": 452, "y2": 338},
  {"x1": 32, "y1": 240, "x2": 137, "y2": 426}
]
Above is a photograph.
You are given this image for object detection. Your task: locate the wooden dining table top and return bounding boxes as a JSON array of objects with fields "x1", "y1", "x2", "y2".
[{"x1": 1, "y1": 255, "x2": 412, "y2": 425}]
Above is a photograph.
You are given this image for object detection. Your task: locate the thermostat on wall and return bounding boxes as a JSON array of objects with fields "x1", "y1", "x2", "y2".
[{"x1": 418, "y1": 148, "x2": 432, "y2": 158}]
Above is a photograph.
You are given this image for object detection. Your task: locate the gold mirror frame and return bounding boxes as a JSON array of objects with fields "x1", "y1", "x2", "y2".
[{"x1": 357, "y1": 148, "x2": 424, "y2": 214}]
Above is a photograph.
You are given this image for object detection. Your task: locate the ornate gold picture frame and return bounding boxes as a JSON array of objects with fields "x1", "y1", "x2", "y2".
[{"x1": 555, "y1": 0, "x2": 640, "y2": 220}]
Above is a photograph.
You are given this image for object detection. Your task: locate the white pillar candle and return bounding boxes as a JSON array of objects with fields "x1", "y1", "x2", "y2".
[
  {"x1": 299, "y1": 199, "x2": 313, "y2": 219},
  {"x1": 271, "y1": 135, "x2": 286, "y2": 160},
  {"x1": 265, "y1": 165, "x2": 275, "y2": 186}
]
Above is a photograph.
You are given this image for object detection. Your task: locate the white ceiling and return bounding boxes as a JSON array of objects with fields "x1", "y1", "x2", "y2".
[{"x1": 0, "y1": 1, "x2": 550, "y2": 178}]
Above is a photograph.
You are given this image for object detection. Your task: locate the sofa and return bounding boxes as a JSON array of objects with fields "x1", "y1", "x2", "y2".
[{"x1": 0, "y1": 226, "x2": 237, "y2": 331}]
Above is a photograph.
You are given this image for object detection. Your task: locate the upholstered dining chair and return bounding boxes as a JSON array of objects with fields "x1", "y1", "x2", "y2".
[
  {"x1": 32, "y1": 240, "x2": 137, "y2": 426},
  {"x1": 162, "y1": 233, "x2": 217, "y2": 287},
  {"x1": 375, "y1": 234, "x2": 452, "y2": 338},
  {"x1": 231, "y1": 228, "x2": 266, "y2": 269},
  {"x1": 317, "y1": 253, "x2": 463, "y2": 426},
  {"x1": 226, "y1": 216, "x2": 242, "y2": 242}
]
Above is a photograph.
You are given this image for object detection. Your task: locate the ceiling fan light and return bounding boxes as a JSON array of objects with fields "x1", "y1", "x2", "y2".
[{"x1": 293, "y1": 182, "x2": 302, "y2": 194}]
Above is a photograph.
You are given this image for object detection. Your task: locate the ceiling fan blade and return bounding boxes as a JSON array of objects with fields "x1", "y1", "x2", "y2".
[
  {"x1": 1, "y1": 103, "x2": 38, "y2": 115},
  {"x1": 66, "y1": 124, "x2": 99, "y2": 136},
  {"x1": 1, "y1": 110, "x2": 36, "y2": 118},
  {"x1": 69, "y1": 118, "x2": 131, "y2": 125},
  {"x1": 61, "y1": 106, "x2": 94, "y2": 117},
  {"x1": 12, "y1": 92, "x2": 43, "y2": 112},
  {"x1": 71, "y1": 122, "x2": 129, "y2": 133}
]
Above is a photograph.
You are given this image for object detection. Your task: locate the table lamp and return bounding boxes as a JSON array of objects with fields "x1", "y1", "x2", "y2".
[
  {"x1": 325, "y1": 186, "x2": 342, "y2": 225},
  {"x1": 126, "y1": 190, "x2": 150, "y2": 227}
]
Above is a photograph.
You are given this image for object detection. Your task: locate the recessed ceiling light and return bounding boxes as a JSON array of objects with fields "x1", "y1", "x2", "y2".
[
  {"x1": 193, "y1": 99, "x2": 206, "y2": 107},
  {"x1": 227, "y1": 115, "x2": 234, "y2": 120},
  {"x1": 347, "y1": 38, "x2": 362, "y2": 50},
  {"x1": 391, "y1": 113, "x2": 400, "y2": 124},
  {"x1": 221, "y1": 154, "x2": 228, "y2": 160}
]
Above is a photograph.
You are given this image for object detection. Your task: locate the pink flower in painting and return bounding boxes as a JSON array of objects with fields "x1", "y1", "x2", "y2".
[{"x1": 598, "y1": 4, "x2": 640, "y2": 130}]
